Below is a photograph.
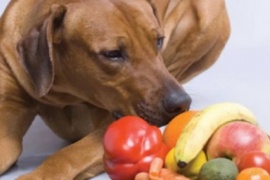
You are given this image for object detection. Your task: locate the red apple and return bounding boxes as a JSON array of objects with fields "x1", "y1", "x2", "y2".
[{"x1": 206, "y1": 121, "x2": 270, "y2": 165}]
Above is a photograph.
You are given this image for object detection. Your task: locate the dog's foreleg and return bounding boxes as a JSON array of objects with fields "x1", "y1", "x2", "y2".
[
  {"x1": 0, "y1": 102, "x2": 36, "y2": 174},
  {"x1": 0, "y1": 56, "x2": 37, "y2": 174},
  {"x1": 17, "y1": 114, "x2": 112, "y2": 180}
]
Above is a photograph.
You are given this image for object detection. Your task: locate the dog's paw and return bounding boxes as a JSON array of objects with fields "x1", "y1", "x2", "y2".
[
  {"x1": 17, "y1": 173, "x2": 42, "y2": 180},
  {"x1": 17, "y1": 172, "x2": 69, "y2": 180}
]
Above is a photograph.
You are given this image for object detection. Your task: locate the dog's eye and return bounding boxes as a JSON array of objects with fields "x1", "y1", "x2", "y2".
[
  {"x1": 157, "y1": 37, "x2": 164, "y2": 50},
  {"x1": 102, "y1": 50, "x2": 124, "y2": 61}
]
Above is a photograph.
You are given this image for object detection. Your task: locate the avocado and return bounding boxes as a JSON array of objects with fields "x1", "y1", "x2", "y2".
[{"x1": 198, "y1": 158, "x2": 238, "y2": 180}]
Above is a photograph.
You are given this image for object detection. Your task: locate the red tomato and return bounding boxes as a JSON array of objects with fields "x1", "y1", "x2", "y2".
[{"x1": 238, "y1": 151, "x2": 270, "y2": 174}]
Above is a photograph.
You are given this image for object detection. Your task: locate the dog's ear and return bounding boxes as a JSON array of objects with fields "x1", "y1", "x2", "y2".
[{"x1": 17, "y1": 5, "x2": 66, "y2": 97}]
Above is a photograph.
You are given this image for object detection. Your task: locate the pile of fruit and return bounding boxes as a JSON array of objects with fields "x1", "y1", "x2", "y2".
[
  {"x1": 102, "y1": 102, "x2": 270, "y2": 180},
  {"x1": 163, "y1": 102, "x2": 270, "y2": 180}
]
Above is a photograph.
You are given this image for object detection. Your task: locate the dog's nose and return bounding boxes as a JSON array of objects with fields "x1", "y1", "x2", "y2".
[{"x1": 163, "y1": 90, "x2": 191, "y2": 114}]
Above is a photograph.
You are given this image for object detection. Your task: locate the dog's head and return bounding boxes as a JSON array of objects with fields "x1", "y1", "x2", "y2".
[{"x1": 18, "y1": 0, "x2": 191, "y2": 126}]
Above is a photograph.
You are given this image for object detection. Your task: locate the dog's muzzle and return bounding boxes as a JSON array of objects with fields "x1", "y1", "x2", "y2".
[
  {"x1": 111, "y1": 87, "x2": 191, "y2": 127},
  {"x1": 135, "y1": 91, "x2": 191, "y2": 126}
]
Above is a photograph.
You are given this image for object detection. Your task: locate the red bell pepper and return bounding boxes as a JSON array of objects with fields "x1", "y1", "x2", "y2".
[{"x1": 103, "y1": 116, "x2": 169, "y2": 180}]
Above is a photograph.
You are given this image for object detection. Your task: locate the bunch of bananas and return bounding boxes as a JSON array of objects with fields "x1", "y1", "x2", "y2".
[{"x1": 174, "y1": 102, "x2": 258, "y2": 167}]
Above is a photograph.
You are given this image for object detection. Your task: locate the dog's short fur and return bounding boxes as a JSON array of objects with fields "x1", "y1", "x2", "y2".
[{"x1": 0, "y1": 0, "x2": 230, "y2": 179}]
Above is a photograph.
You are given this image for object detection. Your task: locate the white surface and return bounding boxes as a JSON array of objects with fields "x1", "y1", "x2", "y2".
[{"x1": 1, "y1": 0, "x2": 270, "y2": 179}]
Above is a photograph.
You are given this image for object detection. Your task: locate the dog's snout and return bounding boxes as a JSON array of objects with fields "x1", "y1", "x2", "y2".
[{"x1": 163, "y1": 90, "x2": 191, "y2": 114}]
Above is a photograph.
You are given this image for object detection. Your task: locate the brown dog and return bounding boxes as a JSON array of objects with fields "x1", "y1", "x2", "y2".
[{"x1": 0, "y1": 0, "x2": 230, "y2": 179}]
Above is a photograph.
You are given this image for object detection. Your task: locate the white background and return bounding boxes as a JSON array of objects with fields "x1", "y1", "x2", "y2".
[{"x1": 1, "y1": 0, "x2": 270, "y2": 179}]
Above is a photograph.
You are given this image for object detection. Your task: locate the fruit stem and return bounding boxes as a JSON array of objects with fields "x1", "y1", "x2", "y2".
[{"x1": 177, "y1": 161, "x2": 187, "y2": 168}]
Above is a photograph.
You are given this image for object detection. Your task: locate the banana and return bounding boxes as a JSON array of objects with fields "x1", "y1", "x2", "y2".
[{"x1": 174, "y1": 102, "x2": 257, "y2": 169}]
